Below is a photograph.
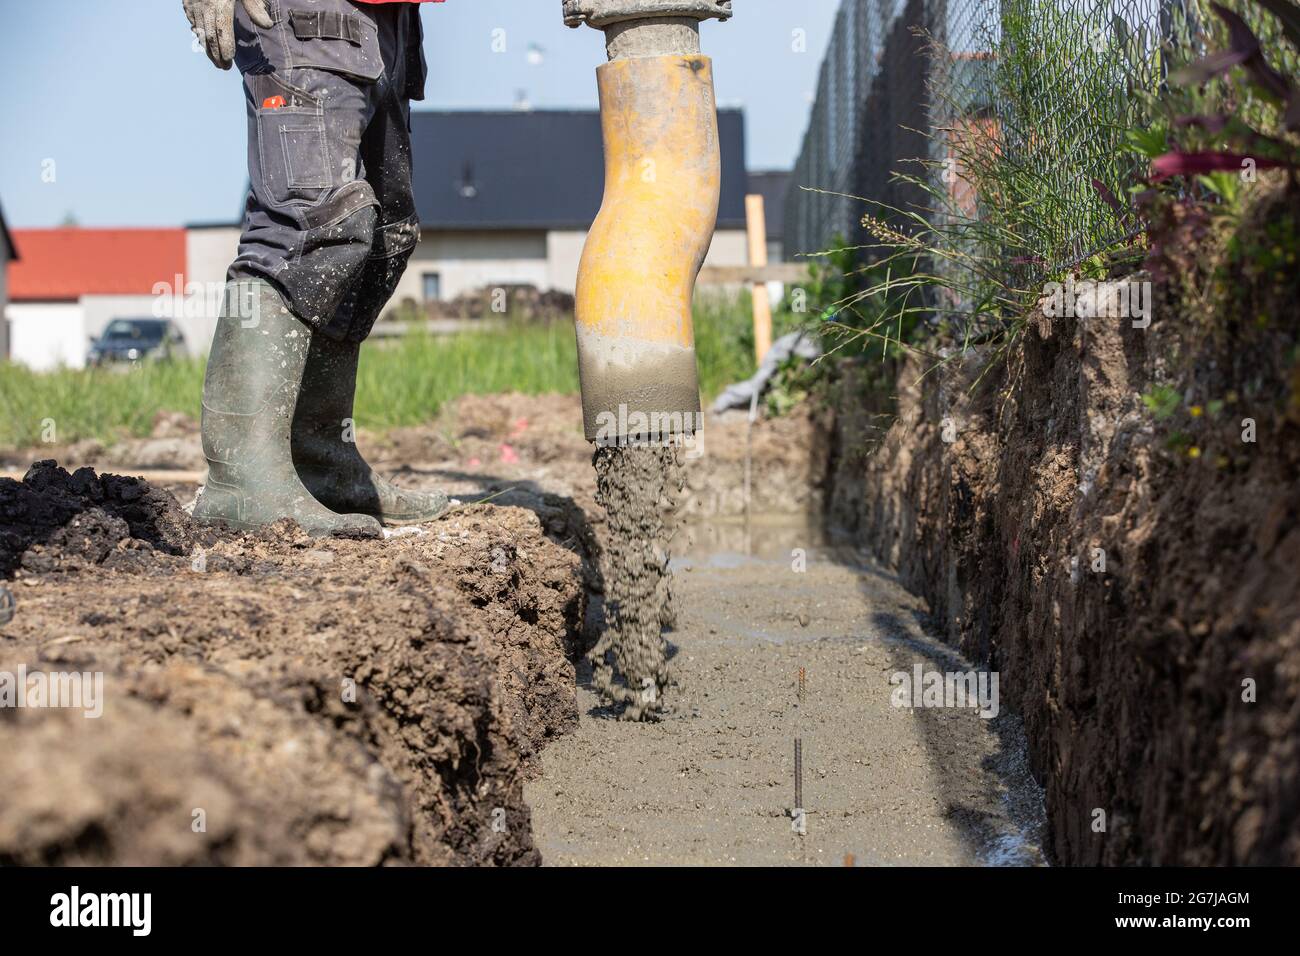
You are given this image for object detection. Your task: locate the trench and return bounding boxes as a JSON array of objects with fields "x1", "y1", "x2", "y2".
[
  {"x1": 528, "y1": 514, "x2": 1046, "y2": 866},
  {"x1": 1, "y1": 397, "x2": 1053, "y2": 865}
]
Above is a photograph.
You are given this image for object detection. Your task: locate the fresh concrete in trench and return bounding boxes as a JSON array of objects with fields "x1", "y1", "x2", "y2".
[{"x1": 527, "y1": 517, "x2": 1047, "y2": 866}]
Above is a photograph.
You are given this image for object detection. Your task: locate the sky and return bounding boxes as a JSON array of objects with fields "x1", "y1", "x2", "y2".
[{"x1": 0, "y1": 0, "x2": 842, "y2": 228}]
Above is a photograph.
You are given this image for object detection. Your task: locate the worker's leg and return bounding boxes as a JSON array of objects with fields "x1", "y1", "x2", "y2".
[
  {"x1": 329, "y1": 0, "x2": 425, "y2": 344},
  {"x1": 226, "y1": 0, "x2": 388, "y2": 324},
  {"x1": 291, "y1": 4, "x2": 448, "y2": 525},
  {"x1": 195, "y1": 279, "x2": 383, "y2": 536},
  {"x1": 197, "y1": 0, "x2": 392, "y2": 533}
]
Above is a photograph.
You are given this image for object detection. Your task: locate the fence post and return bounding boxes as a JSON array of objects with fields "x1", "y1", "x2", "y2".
[{"x1": 745, "y1": 193, "x2": 773, "y2": 365}]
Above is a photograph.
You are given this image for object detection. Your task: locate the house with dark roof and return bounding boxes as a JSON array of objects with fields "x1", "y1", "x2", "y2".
[
  {"x1": 386, "y1": 108, "x2": 758, "y2": 306},
  {"x1": 184, "y1": 108, "x2": 777, "y2": 319},
  {"x1": 171, "y1": 109, "x2": 789, "y2": 353},
  {"x1": 5, "y1": 110, "x2": 787, "y2": 368}
]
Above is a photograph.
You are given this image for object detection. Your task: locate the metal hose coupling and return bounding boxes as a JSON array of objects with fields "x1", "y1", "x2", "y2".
[{"x1": 562, "y1": 0, "x2": 733, "y2": 29}]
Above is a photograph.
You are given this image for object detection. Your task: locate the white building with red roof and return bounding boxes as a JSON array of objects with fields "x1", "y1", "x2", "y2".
[{"x1": 3, "y1": 227, "x2": 193, "y2": 370}]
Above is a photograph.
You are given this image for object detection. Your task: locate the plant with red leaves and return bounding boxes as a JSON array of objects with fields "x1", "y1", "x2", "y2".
[
  {"x1": 1150, "y1": 1, "x2": 1300, "y2": 181},
  {"x1": 1125, "y1": 1, "x2": 1300, "y2": 287}
]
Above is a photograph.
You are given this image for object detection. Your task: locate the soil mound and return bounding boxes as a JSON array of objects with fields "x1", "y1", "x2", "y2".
[{"x1": 0, "y1": 464, "x2": 584, "y2": 865}]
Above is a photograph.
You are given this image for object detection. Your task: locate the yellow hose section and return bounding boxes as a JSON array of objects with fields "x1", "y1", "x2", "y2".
[{"x1": 575, "y1": 55, "x2": 722, "y2": 349}]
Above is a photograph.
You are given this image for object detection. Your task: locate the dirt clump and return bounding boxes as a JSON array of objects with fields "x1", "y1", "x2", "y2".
[
  {"x1": 0, "y1": 461, "x2": 196, "y2": 577},
  {"x1": 0, "y1": 462, "x2": 584, "y2": 866},
  {"x1": 3, "y1": 392, "x2": 831, "y2": 529}
]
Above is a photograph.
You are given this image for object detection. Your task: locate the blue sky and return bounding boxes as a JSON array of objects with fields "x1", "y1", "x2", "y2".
[{"x1": 0, "y1": 0, "x2": 840, "y2": 228}]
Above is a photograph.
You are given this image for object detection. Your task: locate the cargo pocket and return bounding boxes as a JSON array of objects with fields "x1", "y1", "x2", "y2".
[
  {"x1": 285, "y1": 6, "x2": 384, "y2": 82},
  {"x1": 281, "y1": 124, "x2": 329, "y2": 190},
  {"x1": 255, "y1": 107, "x2": 330, "y2": 207}
]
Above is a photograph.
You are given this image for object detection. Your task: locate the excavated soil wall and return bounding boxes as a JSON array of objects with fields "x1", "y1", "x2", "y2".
[{"x1": 825, "y1": 278, "x2": 1300, "y2": 864}]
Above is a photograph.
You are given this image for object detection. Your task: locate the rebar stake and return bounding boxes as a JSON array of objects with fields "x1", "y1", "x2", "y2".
[{"x1": 792, "y1": 738, "x2": 805, "y2": 836}]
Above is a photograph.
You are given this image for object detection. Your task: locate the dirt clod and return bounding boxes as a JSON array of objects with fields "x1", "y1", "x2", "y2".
[{"x1": 0, "y1": 460, "x2": 196, "y2": 577}]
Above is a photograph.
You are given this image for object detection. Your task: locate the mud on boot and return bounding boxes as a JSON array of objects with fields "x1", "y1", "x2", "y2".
[
  {"x1": 291, "y1": 334, "x2": 448, "y2": 526},
  {"x1": 194, "y1": 280, "x2": 383, "y2": 538}
]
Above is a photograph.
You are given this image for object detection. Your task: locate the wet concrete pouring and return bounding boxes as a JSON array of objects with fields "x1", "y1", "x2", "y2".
[{"x1": 586, "y1": 444, "x2": 682, "y2": 721}]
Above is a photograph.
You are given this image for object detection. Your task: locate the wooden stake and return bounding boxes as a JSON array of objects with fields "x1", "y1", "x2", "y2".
[{"x1": 745, "y1": 193, "x2": 773, "y2": 366}]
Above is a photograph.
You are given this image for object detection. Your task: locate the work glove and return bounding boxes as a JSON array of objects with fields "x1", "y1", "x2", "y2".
[{"x1": 183, "y1": 0, "x2": 275, "y2": 71}]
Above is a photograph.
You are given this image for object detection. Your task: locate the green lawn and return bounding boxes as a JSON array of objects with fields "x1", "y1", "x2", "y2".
[{"x1": 0, "y1": 294, "x2": 789, "y2": 450}]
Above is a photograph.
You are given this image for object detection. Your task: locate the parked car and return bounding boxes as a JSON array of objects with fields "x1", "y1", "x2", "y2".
[{"x1": 87, "y1": 319, "x2": 185, "y2": 366}]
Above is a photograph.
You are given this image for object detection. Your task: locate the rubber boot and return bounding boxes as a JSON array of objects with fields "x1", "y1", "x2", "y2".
[
  {"x1": 194, "y1": 281, "x2": 383, "y2": 537},
  {"x1": 291, "y1": 335, "x2": 448, "y2": 526}
]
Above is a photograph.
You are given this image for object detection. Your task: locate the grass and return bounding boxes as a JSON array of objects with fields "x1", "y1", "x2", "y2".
[
  {"x1": 0, "y1": 356, "x2": 209, "y2": 451},
  {"x1": 0, "y1": 294, "x2": 785, "y2": 450},
  {"x1": 694, "y1": 289, "x2": 802, "y2": 397},
  {"x1": 354, "y1": 319, "x2": 579, "y2": 430}
]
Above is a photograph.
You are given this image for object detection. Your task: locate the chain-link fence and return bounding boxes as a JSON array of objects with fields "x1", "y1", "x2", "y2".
[
  {"x1": 785, "y1": 0, "x2": 936, "y2": 260},
  {"x1": 785, "y1": 0, "x2": 1195, "y2": 282}
]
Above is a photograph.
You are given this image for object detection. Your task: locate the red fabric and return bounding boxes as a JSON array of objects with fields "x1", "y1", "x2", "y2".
[{"x1": 8, "y1": 229, "x2": 187, "y2": 302}]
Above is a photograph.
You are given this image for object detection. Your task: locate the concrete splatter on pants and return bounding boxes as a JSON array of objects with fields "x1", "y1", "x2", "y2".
[{"x1": 229, "y1": 0, "x2": 426, "y2": 342}]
